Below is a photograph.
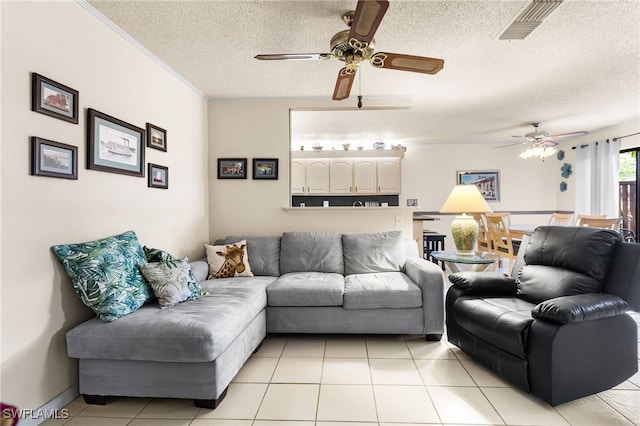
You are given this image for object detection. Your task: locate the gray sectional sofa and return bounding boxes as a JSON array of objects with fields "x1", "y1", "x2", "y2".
[{"x1": 66, "y1": 231, "x2": 446, "y2": 409}]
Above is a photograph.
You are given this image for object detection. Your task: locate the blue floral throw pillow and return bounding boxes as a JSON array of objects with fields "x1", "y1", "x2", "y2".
[
  {"x1": 138, "y1": 257, "x2": 205, "y2": 308},
  {"x1": 52, "y1": 230, "x2": 153, "y2": 322}
]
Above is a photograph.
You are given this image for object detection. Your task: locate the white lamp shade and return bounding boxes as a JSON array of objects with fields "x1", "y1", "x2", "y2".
[{"x1": 440, "y1": 185, "x2": 493, "y2": 214}]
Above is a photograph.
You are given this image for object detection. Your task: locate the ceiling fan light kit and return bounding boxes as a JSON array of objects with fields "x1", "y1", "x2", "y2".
[
  {"x1": 519, "y1": 144, "x2": 557, "y2": 160},
  {"x1": 255, "y1": 0, "x2": 444, "y2": 102}
]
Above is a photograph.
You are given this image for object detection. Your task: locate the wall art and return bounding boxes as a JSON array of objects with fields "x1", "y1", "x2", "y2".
[
  {"x1": 457, "y1": 170, "x2": 500, "y2": 202},
  {"x1": 87, "y1": 108, "x2": 145, "y2": 177},
  {"x1": 148, "y1": 163, "x2": 168, "y2": 189},
  {"x1": 31, "y1": 73, "x2": 79, "y2": 124},
  {"x1": 31, "y1": 137, "x2": 78, "y2": 180},
  {"x1": 146, "y1": 123, "x2": 167, "y2": 152},
  {"x1": 252, "y1": 158, "x2": 278, "y2": 180},
  {"x1": 217, "y1": 158, "x2": 247, "y2": 179}
]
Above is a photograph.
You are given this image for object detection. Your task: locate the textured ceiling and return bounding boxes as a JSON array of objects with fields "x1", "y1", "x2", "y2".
[{"x1": 86, "y1": 0, "x2": 640, "y2": 146}]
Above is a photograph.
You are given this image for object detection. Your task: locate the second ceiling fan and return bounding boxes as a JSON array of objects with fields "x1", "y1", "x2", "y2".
[{"x1": 255, "y1": 0, "x2": 445, "y2": 101}]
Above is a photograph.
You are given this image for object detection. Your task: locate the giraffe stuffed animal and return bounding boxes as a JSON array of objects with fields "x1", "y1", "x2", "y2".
[{"x1": 210, "y1": 243, "x2": 247, "y2": 279}]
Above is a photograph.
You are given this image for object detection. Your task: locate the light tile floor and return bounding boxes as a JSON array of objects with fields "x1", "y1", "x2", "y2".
[{"x1": 45, "y1": 313, "x2": 640, "y2": 426}]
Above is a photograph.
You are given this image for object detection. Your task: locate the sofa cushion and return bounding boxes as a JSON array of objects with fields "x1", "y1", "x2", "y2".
[
  {"x1": 517, "y1": 265, "x2": 601, "y2": 304},
  {"x1": 205, "y1": 240, "x2": 254, "y2": 279},
  {"x1": 280, "y1": 232, "x2": 344, "y2": 274},
  {"x1": 343, "y1": 272, "x2": 422, "y2": 309},
  {"x1": 267, "y1": 272, "x2": 345, "y2": 306},
  {"x1": 52, "y1": 230, "x2": 153, "y2": 322},
  {"x1": 342, "y1": 231, "x2": 406, "y2": 275},
  {"x1": 452, "y1": 297, "x2": 536, "y2": 359},
  {"x1": 138, "y1": 257, "x2": 205, "y2": 308},
  {"x1": 223, "y1": 236, "x2": 281, "y2": 276},
  {"x1": 66, "y1": 277, "x2": 273, "y2": 363}
]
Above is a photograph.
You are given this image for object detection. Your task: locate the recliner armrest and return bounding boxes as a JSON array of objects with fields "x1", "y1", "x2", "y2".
[
  {"x1": 448, "y1": 272, "x2": 517, "y2": 295},
  {"x1": 532, "y1": 294, "x2": 629, "y2": 324}
]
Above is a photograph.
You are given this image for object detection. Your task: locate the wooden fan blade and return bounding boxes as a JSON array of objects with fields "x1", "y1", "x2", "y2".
[
  {"x1": 254, "y1": 53, "x2": 330, "y2": 61},
  {"x1": 547, "y1": 131, "x2": 589, "y2": 141},
  {"x1": 370, "y1": 52, "x2": 444, "y2": 74},
  {"x1": 332, "y1": 68, "x2": 356, "y2": 101},
  {"x1": 349, "y1": 0, "x2": 389, "y2": 43}
]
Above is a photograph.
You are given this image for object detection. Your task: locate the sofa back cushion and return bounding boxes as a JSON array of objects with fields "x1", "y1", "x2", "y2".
[
  {"x1": 342, "y1": 231, "x2": 406, "y2": 275},
  {"x1": 224, "y1": 236, "x2": 281, "y2": 276},
  {"x1": 517, "y1": 226, "x2": 622, "y2": 303},
  {"x1": 280, "y1": 232, "x2": 344, "y2": 274}
]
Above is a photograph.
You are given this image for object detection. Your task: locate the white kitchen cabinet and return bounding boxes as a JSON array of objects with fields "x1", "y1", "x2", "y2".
[
  {"x1": 377, "y1": 158, "x2": 401, "y2": 193},
  {"x1": 290, "y1": 150, "x2": 403, "y2": 195},
  {"x1": 330, "y1": 159, "x2": 353, "y2": 193},
  {"x1": 291, "y1": 159, "x2": 306, "y2": 194},
  {"x1": 353, "y1": 159, "x2": 377, "y2": 193},
  {"x1": 305, "y1": 159, "x2": 330, "y2": 193}
]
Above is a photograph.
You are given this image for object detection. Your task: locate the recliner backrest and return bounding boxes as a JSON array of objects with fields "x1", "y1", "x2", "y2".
[{"x1": 516, "y1": 226, "x2": 622, "y2": 304}]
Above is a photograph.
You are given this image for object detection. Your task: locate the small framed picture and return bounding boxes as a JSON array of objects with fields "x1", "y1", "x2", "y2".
[
  {"x1": 252, "y1": 158, "x2": 278, "y2": 180},
  {"x1": 407, "y1": 198, "x2": 418, "y2": 207},
  {"x1": 148, "y1": 163, "x2": 168, "y2": 189},
  {"x1": 87, "y1": 108, "x2": 145, "y2": 177},
  {"x1": 457, "y1": 170, "x2": 500, "y2": 202},
  {"x1": 146, "y1": 123, "x2": 167, "y2": 152},
  {"x1": 31, "y1": 137, "x2": 78, "y2": 180},
  {"x1": 217, "y1": 158, "x2": 247, "y2": 179},
  {"x1": 31, "y1": 73, "x2": 79, "y2": 124}
]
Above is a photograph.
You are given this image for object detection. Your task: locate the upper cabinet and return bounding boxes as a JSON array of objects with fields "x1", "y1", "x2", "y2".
[
  {"x1": 291, "y1": 150, "x2": 403, "y2": 195},
  {"x1": 305, "y1": 159, "x2": 330, "y2": 193},
  {"x1": 377, "y1": 158, "x2": 401, "y2": 193},
  {"x1": 353, "y1": 159, "x2": 377, "y2": 193},
  {"x1": 330, "y1": 159, "x2": 353, "y2": 193}
]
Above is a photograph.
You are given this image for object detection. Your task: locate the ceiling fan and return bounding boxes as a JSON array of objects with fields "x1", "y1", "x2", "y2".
[
  {"x1": 254, "y1": 0, "x2": 444, "y2": 102},
  {"x1": 498, "y1": 122, "x2": 589, "y2": 159},
  {"x1": 499, "y1": 122, "x2": 589, "y2": 148}
]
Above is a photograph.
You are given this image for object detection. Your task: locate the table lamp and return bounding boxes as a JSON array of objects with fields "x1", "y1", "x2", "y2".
[{"x1": 440, "y1": 184, "x2": 492, "y2": 255}]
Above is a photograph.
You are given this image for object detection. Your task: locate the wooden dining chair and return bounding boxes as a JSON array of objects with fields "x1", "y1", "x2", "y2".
[
  {"x1": 472, "y1": 213, "x2": 490, "y2": 252},
  {"x1": 578, "y1": 217, "x2": 622, "y2": 231},
  {"x1": 549, "y1": 212, "x2": 573, "y2": 226},
  {"x1": 485, "y1": 213, "x2": 517, "y2": 274},
  {"x1": 576, "y1": 214, "x2": 606, "y2": 226}
]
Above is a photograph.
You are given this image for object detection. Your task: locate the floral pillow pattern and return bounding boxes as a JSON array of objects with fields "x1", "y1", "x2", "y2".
[
  {"x1": 51, "y1": 230, "x2": 152, "y2": 322},
  {"x1": 138, "y1": 257, "x2": 205, "y2": 308}
]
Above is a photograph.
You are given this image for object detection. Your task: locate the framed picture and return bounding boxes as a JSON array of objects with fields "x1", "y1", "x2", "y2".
[
  {"x1": 148, "y1": 163, "x2": 168, "y2": 189},
  {"x1": 146, "y1": 123, "x2": 167, "y2": 152},
  {"x1": 252, "y1": 158, "x2": 278, "y2": 180},
  {"x1": 457, "y1": 170, "x2": 500, "y2": 202},
  {"x1": 31, "y1": 73, "x2": 79, "y2": 124},
  {"x1": 31, "y1": 137, "x2": 78, "y2": 180},
  {"x1": 87, "y1": 108, "x2": 145, "y2": 177},
  {"x1": 217, "y1": 158, "x2": 247, "y2": 179}
]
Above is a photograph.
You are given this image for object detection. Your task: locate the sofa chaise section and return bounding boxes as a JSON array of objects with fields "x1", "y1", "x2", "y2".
[{"x1": 67, "y1": 275, "x2": 274, "y2": 408}]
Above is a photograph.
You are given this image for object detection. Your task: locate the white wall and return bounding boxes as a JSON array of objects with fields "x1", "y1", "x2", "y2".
[
  {"x1": 208, "y1": 98, "x2": 415, "y2": 240},
  {"x1": 1, "y1": 1, "x2": 209, "y2": 410},
  {"x1": 208, "y1": 97, "x2": 570, "y2": 245}
]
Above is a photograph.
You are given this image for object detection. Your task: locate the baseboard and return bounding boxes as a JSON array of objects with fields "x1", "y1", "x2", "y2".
[{"x1": 16, "y1": 384, "x2": 79, "y2": 426}]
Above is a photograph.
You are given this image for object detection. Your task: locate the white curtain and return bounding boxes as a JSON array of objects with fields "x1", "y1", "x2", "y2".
[{"x1": 575, "y1": 138, "x2": 620, "y2": 218}]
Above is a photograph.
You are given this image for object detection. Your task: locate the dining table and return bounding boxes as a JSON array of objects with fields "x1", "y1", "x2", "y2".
[{"x1": 509, "y1": 224, "x2": 539, "y2": 240}]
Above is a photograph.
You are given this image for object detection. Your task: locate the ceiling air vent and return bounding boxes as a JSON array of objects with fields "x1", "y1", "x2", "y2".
[{"x1": 498, "y1": 0, "x2": 563, "y2": 40}]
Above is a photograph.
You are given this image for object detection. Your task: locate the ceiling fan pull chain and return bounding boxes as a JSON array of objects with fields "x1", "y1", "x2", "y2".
[{"x1": 357, "y1": 69, "x2": 363, "y2": 109}]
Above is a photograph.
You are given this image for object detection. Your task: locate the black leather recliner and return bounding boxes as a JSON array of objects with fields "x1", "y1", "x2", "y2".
[{"x1": 446, "y1": 226, "x2": 640, "y2": 405}]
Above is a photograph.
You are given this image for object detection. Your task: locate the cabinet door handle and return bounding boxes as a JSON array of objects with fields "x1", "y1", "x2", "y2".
[{"x1": 378, "y1": 186, "x2": 381, "y2": 192}]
